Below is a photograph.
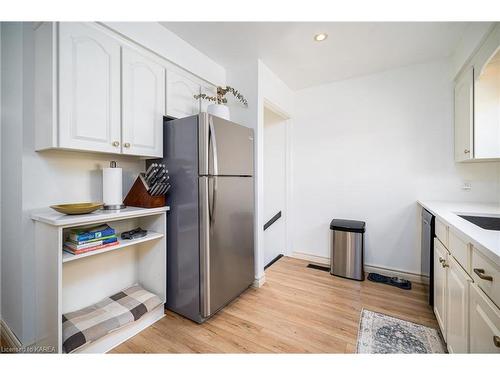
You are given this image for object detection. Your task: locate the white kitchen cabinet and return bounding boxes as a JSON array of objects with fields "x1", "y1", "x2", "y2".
[
  {"x1": 122, "y1": 47, "x2": 165, "y2": 158},
  {"x1": 35, "y1": 22, "x2": 174, "y2": 158},
  {"x1": 58, "y1": 23, "x2": 122, "y2": 153},
  {"x1": 434, "y1": 238, "x2": 448, "y2": 340},
  {"x1": 166, "y1": 71, "x2": 201, "y2": 119},
  {"x1": 454, "y1": 67, "x2": 474, "y2": 162},
  {"x1": 446, "y1": 256, "x2": 471, "y2": 353},
  {"x1": 469, "y1": 283, "x2": 500, "y2": 353}
]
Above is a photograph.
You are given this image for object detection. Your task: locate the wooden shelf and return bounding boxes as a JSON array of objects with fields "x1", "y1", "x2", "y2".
[{"x1": 62, "y1": 231, "x2": 164, "y2": 263}]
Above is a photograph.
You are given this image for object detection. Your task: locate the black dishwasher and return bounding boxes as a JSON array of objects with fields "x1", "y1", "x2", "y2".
[{"x1": 421, "y1": 209, "x2": 435, "y2": 306}]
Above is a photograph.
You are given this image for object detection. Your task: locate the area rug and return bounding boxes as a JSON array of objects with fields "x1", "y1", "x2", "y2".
[{"x1": 356, "y1": 309, "x2": 446, "y2": 353}]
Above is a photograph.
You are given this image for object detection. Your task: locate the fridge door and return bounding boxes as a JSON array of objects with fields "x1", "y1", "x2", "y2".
[
  {"x1": 199, "y1": 113, "x2": 254, "y2": 176},
  {"x1": 199, "y1": 175, "x2": 254, "y2": 318},
  {"x1": 163, "y1": 115, "x2": 203, "y2": 322}
]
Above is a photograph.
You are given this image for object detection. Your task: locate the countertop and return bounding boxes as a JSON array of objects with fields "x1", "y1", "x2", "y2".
[
  {"x1": 418, "y1": 200, "x2": 500, "y2": 267},
  {"x1": 31, "y1": 206, "x2": 170, "y2": 227}
]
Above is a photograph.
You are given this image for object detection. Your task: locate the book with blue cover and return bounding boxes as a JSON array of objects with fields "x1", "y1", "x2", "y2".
[
  {"x1": 68, "y1": 224, "x2": 115, "y2": 242},
  {"x1": 64, "y1": 236, "x2": 118, "y2": 251}
]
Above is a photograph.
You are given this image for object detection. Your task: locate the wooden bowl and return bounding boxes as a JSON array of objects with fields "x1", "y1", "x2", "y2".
[{"x1": 50, "y1": 202, "x2": 103, "y2": 215}]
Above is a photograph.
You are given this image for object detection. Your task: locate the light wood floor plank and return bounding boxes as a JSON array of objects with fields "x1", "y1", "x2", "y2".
[{"x1": 112, "y1": 256, "x2": 437, "y2": 353}]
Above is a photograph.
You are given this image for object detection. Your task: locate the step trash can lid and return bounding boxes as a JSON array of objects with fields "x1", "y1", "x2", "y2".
[{"x1": 330, "y1": 219, "x2": 366, "y2": 233}]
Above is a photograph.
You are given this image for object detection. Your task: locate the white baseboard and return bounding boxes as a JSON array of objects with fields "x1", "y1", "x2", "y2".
[
  {"x1": 364, "y1": 264, "x2": 429, "y2": 285},
  {"x1": 252, "y1": 274, "x2": 266, "y2": 288},
  {"x1": 291, "y1": 251, "x2": 428, "y2": 285},
  {"x1": 1, "y1": 319, "x2": 22, "y2": 351},
  {"x1": 291, "y1": 251, "x2": 329, "y2": 265}
]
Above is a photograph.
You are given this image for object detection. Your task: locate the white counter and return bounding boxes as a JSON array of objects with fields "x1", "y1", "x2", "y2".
[
  {"x1": 31, "y1": 206, "x2": 169, "y2": 227},
  {"x1": 418, "y1": 201, "x2": 500, "y2": 267}
]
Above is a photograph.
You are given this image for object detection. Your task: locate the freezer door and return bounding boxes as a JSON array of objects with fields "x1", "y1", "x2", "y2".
[
  {"x1": 199, "y1": 176, "x2": 254, "y2": 318},
  {"x1": 199, "y1": 113, "x2": 254, "y2": 176}
]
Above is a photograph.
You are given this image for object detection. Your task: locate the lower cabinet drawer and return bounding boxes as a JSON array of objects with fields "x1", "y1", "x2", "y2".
[
  {"x1": 469, "y1": 283, "x2": 500, "y2": 353},
  {"x1": 435, "y1": 218, "x2": 448, "y2": 248},
  {"x1": 449, "y1": 229, "x2": 471, "y2": 273},
  {"x1": 471, "y1": 248, "x2": 500, "y2": 308}
]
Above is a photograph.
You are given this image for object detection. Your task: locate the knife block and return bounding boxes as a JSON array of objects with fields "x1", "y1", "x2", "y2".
[{"x1": 123, "y1": 175, "x2": 166, "y2": 208}]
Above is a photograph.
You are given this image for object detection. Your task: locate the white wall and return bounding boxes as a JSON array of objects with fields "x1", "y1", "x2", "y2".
[
  {"x1": 1, "y1": 22, "x2": 226, "y2": 345},
  {"x1": 102, "y1": 22, "x2": 225, "y2": 86},
  {"x1": 292, "y1": 59, "x2": 500, "y2": 275},
  {"x1": 1, "y1": 22, "x2": 24, "y2": 341},
  {"x1": 263, "y1": 108, "x2": 287, "y2": 265},
  {"x1": 0, "y1": 22, "x2": 2, "y2": 328},
  {"x1": 227, "y1": 60, "x2": 295, "y2": 283}
]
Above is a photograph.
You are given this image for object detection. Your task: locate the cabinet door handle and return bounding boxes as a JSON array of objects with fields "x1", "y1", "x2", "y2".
[
  {"x1": 474, "y1": 268, "x2": 493, "y2": 281},
  {"x1": 464, "y1": 149, "x2": 470, "y2": 154},
  {"x1": 442, "y1": 262, "x2": 449, "y2": 268},
  {"x1": 439, "y1": 257, "x2": 445, "y2": 264},
  {"x1": 112, "y1": 141, "x2": 120, "y2": 147},
  {"x1": 124, "y1": 142, "x2": 131, "y2": 148},
  {"x1": 494, "y1": 336, "x2": 500, "y2": 348}
]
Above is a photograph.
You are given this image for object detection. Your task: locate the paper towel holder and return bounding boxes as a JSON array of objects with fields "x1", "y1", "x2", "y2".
[{"x1": 103, "y1": 160, "x2": 126, "y2": 210}]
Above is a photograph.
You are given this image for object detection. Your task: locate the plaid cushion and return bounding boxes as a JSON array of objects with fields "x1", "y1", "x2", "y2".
[{"x1": 62, "y1": 285, "x2": 162, "y2": 353}]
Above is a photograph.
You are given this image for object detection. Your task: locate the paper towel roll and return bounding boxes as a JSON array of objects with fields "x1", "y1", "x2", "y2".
[{"x1": 103, "y1": 167, "x2": 123, "y2": 207}]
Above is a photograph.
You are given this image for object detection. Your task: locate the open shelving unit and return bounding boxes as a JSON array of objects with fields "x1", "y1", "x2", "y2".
[{"x1": 31, "y1": 206, "x2": 169, "y2": 353}]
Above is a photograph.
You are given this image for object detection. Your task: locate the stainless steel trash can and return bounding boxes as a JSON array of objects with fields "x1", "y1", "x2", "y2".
[{"x1": 330, "y1": 219, "x2": 366, "y2": 281}]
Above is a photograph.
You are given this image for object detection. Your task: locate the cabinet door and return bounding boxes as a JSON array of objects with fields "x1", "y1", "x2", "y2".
[
  {"x1": 166, "y1": 71, "x2": 201, "y2": 119},
  {"x1": 454, "y1": 67, "x2": 474, "y2": 162},
  {"x1": 122, "y1": 47, "x2": 165, "y2": 157},
  {"x1": 59, "y1": 23, "x2": 121, "y2": 153},
  {"x1": 434, "y1": 238, "x2": 448, "y2": 341},
  {"x1": 469, "y1": 284, "x2": 500, "y2": 353},
  {"x1": 446, "y1": 256, "x2": 471, "y2": 353}
]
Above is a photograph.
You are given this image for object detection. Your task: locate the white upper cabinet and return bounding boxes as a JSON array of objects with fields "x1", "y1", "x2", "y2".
[
  {"x1": 474, "y1": 48, "x2": 500, "y2": 159},
  {"x1": 454, "y1": 24, "x2": 500, "y2": 161},
  {"x1": 122, "y1": 47, "x2": 165, "y2": 158},
  {"x1": 58, "y1": 23, "x2": 122, "y2": 153},
  {"x1": 454, "y1": 67, "x2": 474, "y2": 162},
  {"x1": 166, "y1": 71, "x2": 201, "y2": 119}
]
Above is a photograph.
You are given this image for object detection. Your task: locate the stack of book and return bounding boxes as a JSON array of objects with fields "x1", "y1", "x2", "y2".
[{"x1": 64, "y1": 224, "x2": 119, "y2": 255}]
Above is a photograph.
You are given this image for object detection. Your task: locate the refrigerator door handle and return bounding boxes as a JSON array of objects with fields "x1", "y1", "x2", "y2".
[
  {"x1": 209, "y1": 177, "x2": 218, "y2": 224},
  {"x1": 209, "y1": 116, "x2": 219, "y2": 176},
  {"x1": 208, "y1": 116, "x2": 218, "y2": 223},
  {"x1": 199, "y1": 177, "x2": 211, "y2": 317}
]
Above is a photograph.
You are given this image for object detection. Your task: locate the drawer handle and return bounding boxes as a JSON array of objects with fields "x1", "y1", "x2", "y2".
[
  {"x1": 474, "y1": 268, "x2": 493, "y2": 281},
  {"x1": 494, "y1": 336, "x2": 500, "y2": 348}
]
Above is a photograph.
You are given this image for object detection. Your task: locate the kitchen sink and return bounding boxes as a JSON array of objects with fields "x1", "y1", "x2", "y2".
[{"x1": 458, "y1": 215, "x2": 500, "y2": 231}]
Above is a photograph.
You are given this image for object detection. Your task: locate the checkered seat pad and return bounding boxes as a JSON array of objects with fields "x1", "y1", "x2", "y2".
[{"x1": 62, "y1": 285, "x2": 162, "y2": 353}]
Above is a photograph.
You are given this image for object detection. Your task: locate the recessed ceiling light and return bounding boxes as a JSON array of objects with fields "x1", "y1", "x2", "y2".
[{"x1": 314, "y1": 33, "x2": 328, "y2": 42}]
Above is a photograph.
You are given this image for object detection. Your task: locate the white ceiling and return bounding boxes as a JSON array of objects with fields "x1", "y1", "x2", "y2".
[{"x1": 161, "y1": 22, "x2": 471, "y2": 90}]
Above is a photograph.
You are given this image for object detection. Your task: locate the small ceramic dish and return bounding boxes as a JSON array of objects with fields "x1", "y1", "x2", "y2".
[{"x1": 50, "y1": 202, "x2": 103, "y2": 215}]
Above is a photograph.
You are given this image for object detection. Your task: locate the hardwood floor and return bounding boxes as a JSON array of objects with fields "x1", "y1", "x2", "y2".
[{"x1": 112, "y1": 256, "x2": 437, "y2": 353}]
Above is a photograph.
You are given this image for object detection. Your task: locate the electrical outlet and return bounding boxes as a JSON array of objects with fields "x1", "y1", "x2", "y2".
[{"x1": 462, "y1": 181, "x2": 472, "y2": 191}]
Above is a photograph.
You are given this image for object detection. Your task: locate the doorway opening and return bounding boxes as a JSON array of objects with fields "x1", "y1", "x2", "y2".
[{"x1": 263, "y1": 105, "x2": 289, "y2": 269}]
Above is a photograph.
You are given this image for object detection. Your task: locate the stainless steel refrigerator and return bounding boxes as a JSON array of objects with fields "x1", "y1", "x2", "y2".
[{"x1": 161, "y1": 113, "x2": 254, "y2": 323}]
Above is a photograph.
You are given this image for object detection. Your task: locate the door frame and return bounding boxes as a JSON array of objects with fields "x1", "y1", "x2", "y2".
[{"x1": 262, "y1": 98, "x2": 292, "y2": 264}]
